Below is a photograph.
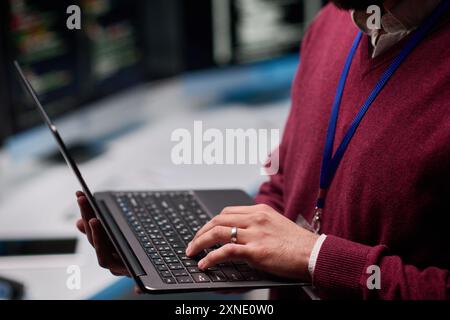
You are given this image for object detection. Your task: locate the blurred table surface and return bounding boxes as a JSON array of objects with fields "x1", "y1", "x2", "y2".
[{"x1": 0, "y1": 73, "x2": 292, "y2": 300}]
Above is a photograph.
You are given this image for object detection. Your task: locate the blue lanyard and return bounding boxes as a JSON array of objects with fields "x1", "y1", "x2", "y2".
[{"x1": 312, "y1": 0, "x2": 450, "y2": 233}]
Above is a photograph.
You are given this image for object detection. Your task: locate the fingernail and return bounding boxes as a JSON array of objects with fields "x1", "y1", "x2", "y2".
[
  {"x1": 186, "y1": 245, "x2": 191, "y2": 256},
  {"x1": 198, "y1": 260, "x2": 206, "y2": 270}
]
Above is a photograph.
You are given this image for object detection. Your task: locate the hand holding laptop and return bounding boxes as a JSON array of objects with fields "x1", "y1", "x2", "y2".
[
  {"x1": 76, "y1": 192, "x2": 130, "y2": 277},
  {"x1": 76, "y1": 191, "x2": 145, "y2": 294}
]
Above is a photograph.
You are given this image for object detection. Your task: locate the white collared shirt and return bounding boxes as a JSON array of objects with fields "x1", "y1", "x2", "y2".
[{"x1": 351, "y1": 0, "x2": 441, "y2": 58}]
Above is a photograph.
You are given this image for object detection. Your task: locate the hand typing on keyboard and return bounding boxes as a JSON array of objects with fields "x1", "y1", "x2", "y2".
[{"x1": 186, "y1": 204, "x2": 319, "y2": 281}]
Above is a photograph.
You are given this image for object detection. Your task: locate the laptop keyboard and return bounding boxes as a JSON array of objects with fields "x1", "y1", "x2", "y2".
[{"x1": 114, "y1": 191, "x2": 261, "y2": 285}]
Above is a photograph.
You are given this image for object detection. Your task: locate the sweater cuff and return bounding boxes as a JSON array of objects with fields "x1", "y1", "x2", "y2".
[
  {"x1": 308, "y1": 234, "x2": 327, "y2": 277},
  {"x1": 312, "y1": 235, "x2": 372, "y2": 298}
]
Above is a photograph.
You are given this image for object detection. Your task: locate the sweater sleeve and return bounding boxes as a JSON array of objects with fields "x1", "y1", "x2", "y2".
[{"x1": 313, "y1": 235, "x2": 450, "y2": 300}]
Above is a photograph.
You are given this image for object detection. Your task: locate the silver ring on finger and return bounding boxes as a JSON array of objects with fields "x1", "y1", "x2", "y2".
[{"x1": 230, "y1": 226, "x2": 238, "y2": 244}]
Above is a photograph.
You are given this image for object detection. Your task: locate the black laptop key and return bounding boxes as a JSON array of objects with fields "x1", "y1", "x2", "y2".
[
  {"x1": 131, "y1": 220, "x2": 139, "y2": 226},
  {"x1": 174, "y1": 248, "x2": 184, "y2": 255},
  {"x1": 164, "y1": 231, "x2": 176, "y2": 237},
  {"x1": 160, "y1": 251, "x2": 174, "y2": 257},
  {"x1": 192, "y1": 273, "x2": 210, "y2": 283},
  {"x1": 164, "y1": 257, "x2": 179, "y2": 264},
  {"x1": 168, "y1": 263, "x2": 184, "y2": 270},
  {"x1": 189, "y1": 220, "x2": 201, "y2": 226},
  {"x1": 166, "y1": 237, "x2": 179, "y2": 243},
  {"x1": 171, "y1": 218, "x2": 182, "y2": 225},
  {"x1": 146, "y1": 247, "x2": 156, "y2": 254},
  {"x1": 143, "y1": 242, "x2": 153, "y2": 248},
  {"x1": 208, "y1": 271, "x2": 228, "y2": 282},
  {"x1": 153, "y1": 258, "x2": 164, "y2": 265},
  {"x1": 148, "y1": 253, "x2": 160, "y2": 259},
  {"x1": 187, "y1": 266, "x2": 200, "y2": 273},
  {"x1": 178, "y1": 254, "x2": 190, "y2": 261},
  {"x1": 176, "y1": 276, "x2": 193, "y2": 284},
  {"x1": 157, "y1": 219, "x2": 169, "y2": 226},
  {"x1": 171, "y1": 242, "x2": 184, "y2": 249},
  {"x1": 160, "y1": 225, "x2": 173, "y2": 232},
  {"x1": 222, "y1": 268, "x2": 244, "y2": 281},
  {"x1": 179, "y1": 229, "x2": 190, "y2": 235},
  {"x1": 161, "y1": 270, "x2": 172, "y2": 278},
  {"x1": 160, "y1": 200, "x2": 169, "y2": 208},
  {"x1": 183, "y1": 260, "x2": 198, "y2": 267},
  {"x1": 174, "y1": 223, "x2": 185, "y2": 230},
  {"x1": 163, "y1": 277, "x2": 176, "y2": 284},
  {"x1": 157, "y1": 264, "x2": 168, "y2": 271},
  {"x1": 172, "y1": 269, "x2": 188, "y2": 277}
]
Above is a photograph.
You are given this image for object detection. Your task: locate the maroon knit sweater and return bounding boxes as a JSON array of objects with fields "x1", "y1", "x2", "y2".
[{"x1": 255, "y1": 4, "x2": 450, "y2": 300}]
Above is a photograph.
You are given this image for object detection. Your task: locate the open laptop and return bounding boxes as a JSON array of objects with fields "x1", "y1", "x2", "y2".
[{"x1": 14, "y1": 61, "x2": 303, "y2": 293}]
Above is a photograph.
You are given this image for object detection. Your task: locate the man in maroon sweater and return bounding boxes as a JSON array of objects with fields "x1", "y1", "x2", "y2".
[{"x1": 76, "y1": 0, "x2": 450, "y2": 299}]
